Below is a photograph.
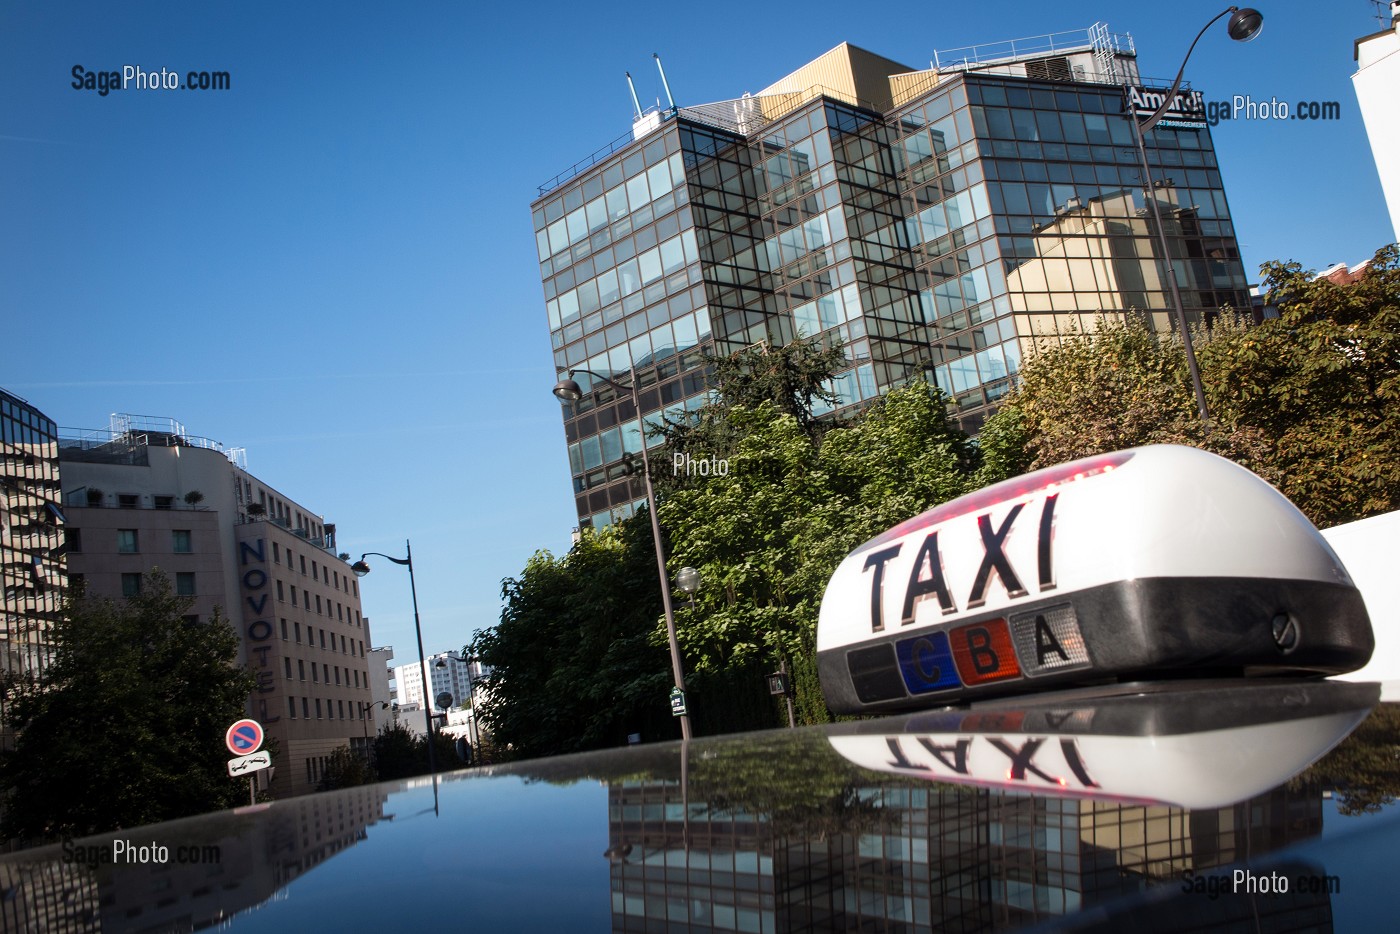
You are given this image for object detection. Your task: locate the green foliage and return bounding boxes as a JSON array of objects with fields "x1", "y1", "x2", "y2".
[
  {"x1": 661, "y1": 381, "x2": 980, "y2": 726},
  {"x1": 0, "y1": 572, "x2": 256, "y2": 843},
  {"x1": 989, "y1": 244, "x2": 1400, "y2": 527},
  {"x1": 372, "y1": 720, "x2": 427, "y2": 781},
  {"x1": 656, "y1": 337, "x2": 847, "y2": 497},
  {"x1": 474, "y1": 518, "x2": 676, "y2": 760},
  {"x1": 317, "y1": 746, "x2": 376, "y2": 791}
]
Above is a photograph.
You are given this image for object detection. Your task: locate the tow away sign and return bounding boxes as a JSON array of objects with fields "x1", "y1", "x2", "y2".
[{"x1": 227, "y1": 750, "x2": 272, "y2": 776}]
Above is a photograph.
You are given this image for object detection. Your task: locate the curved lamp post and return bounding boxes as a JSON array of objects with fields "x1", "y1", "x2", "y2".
[
  {"x1": 554, "y1": 368, "x2": 692, "y2": 740},
  {"x1": 1131, "y1": 6, "x2": 1263, "y2": 424},
  {"x1": 352, "y1": 542, "x2": 438, "y2": 774},
  {"x1": 360, "y1": 699, "x2": 393, "y2": 743}
]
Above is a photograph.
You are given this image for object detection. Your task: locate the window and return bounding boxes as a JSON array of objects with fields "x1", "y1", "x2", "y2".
[
  {"x1": 153, "y1": 495, "x2": 174, "y2": 509},
  {"x1": 300, "y1": 555, "x2": 307, "y2": 575},
  {"x1": 287, "y1": 549, "x2": 295, "y2": 569},
  {"x1": 303, "y1": 592, "x2": 310, "y2": 609},
  {"x1": 284, "y1": 657, "x2": 292, "y2": 678},
  {"x1": 315, "y1": 595, "x2": 322, "y2": 614},
  {"x1": 273, "y1": 542, "x2": 280, "y2": 562},
  {"x1": 302, "y1": 697, "x2": 309, "y2": 718},
  {"x1": 311, "y1": 560, "x2": 318, "y2": 579},
  {"x1": 290, "y1": 585, "x2": 297, "y2": 604},
  {"x1": 280, "y1": 618, "x2": 287, "y2": 640},
  {"x1": 65, "y1": 528, "x2": 81, "y2": 553},
  {"x1": 288, "y1": 697, "x2": 297, "y2": 719},
  {"x1": 117, "y1": 493, "x2": 138, "y2": 508},
  {"x1": 312, "y1": 662, "x2": 318, "y2": 683},
  {"x1": 320, "y1": 630, "x2": 326, "y2": 649},
  {"x1": 277, "y1": 580, "x2": 284, "y2": 601},
  {"x1": 121, "y1": 573, "x2": 141, "y2": 596},
  {"x1": 338, "y1": 700, "x2": 345, "y2": 719},
  {"x1": 334, "y1": 666, "x2": 341, "y2": 685},
  {"x1": 117, "y1": 529, "x2": 138, "y2": 553},
  {"x1": 176, "y1": 572, "x2": 196, "y2": 596},
  {"x1": 294, "y1": 622, "x2": 301, "y2": 643},
  {"x1": 323, "y1": 663, "x2": 329, "y2": 682},
  {"x1": 315, "y1": 699, "x2": 322, "y2": 719},
  {"x1": 299, "y1": 659, "x2": 306, "y2": 680},
  {"x1": 172, "y1": 530, "x2": 192, "y2": 553}
]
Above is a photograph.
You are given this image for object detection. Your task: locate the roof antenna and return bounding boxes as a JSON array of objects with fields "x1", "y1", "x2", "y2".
[
  {"x1": 625, "y1": 72, "x2": 643, "y2": 120},
  {"x1": 653, "y1": 53, "x2": 677, "y2": 115}
]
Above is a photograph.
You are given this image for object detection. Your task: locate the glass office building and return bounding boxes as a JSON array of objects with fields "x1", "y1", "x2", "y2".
[
  {"x1": 532, "y1": 27, "x2": 1251, "y2": 529},
  {"x1": 0, "y1": 389, "x2": 65, "y2": 744}
]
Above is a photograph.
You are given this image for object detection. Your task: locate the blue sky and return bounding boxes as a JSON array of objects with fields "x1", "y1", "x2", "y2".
[{"x1": 2, "y1": 1, "x2": 1394, "y2": 661}]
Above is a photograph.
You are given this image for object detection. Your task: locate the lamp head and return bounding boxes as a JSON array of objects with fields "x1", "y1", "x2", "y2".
[
  {"x1": 676, "y1": 566, "x2": 701, "y2": 594},
  {"x1": 351, "y1": 560, "x2": 371, "y2": 578},
  {"x1": 552, "y1": 376, "x2": 584, "y2": 403},
  {"x1": 1227, "y1": 7, "x2": 1263, "y2": 41}
]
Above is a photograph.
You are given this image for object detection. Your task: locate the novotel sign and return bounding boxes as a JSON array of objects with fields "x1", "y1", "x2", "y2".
[{"x1": 816, "y1": 445, "x2": 1374, "y2": 714}]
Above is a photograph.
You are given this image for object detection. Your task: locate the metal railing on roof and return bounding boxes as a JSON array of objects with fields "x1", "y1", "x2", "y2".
[{"x1": 932, "y1": 23, "x2": 1135, "y2": 72}]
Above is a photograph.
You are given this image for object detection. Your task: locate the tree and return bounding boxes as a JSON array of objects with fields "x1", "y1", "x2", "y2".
[
  {"x1": 474, "y1": 519, "x2": 674, "y2": 759},
  {"x1": 372, "y1": 720, "x2": 426, "y2": 781},
  {"x1": 0, "y1": 572, "x2": 256, "y2": 842},
  {"x1": 656, "y1": 336, "x2": 847, "y2": 496},
  {"x1": 660, "y1": 380, "x2": 980, "y2": 726}
]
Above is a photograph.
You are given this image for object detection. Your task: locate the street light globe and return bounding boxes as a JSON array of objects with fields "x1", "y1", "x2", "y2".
[
  {"x1": 552, "y1": 377, "x2": 584, "y2": 403},
  {"x1": 1227, "y1": 7, "x2": 1263, "y2": 42},
  {"x1": 351, "y1": 560, "x2": 371, "y2": 578},
  {"x1": 676, "y1": 566, "x2": 701, "y2": 594}
]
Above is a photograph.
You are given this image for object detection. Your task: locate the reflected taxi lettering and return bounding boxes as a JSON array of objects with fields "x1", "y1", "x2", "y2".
[{"x1": 883, "y1": 734, "x2": 1100, "y2": 789}]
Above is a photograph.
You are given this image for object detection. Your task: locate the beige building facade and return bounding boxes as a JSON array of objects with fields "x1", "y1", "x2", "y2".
[{"x1": 61, "y1": 415, "x2": 373, "y2": 798}]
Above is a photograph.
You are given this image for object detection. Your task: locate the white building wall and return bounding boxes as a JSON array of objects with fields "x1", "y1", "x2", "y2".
[
  {"x1": 1353, "y1": 7, "x2": 1400, "y2": 243},
  {"x1": 1325, "y1": 509, "x2": 1400, "y2": 701}
]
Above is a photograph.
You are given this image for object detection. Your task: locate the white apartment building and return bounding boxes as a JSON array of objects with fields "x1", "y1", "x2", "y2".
[{"x1": 391, "y1": 651, "x2": 484, "y2": 713}]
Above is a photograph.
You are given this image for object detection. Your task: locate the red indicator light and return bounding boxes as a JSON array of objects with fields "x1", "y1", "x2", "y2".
[{"x1": 949, "y1": 619, "x2": 1022, "y2": 685}]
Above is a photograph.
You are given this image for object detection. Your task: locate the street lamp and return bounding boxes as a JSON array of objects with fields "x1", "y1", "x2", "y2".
[
  {"x1": 360, "y1": 700, "x2": 392, "y2": 743},
  {"x1": 1129, "y1": 6, "x2": 1263, "y2": 424},
  {"x1": 352, "y1": 542, "x2": 438, "y2": 774},
  {"x1": 553, "y1": 368, "x2": 693, "y2": 740}
]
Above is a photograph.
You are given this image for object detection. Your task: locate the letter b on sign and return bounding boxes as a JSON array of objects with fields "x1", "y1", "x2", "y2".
[{"x1": 949, "y1": 620, "x2": 1021, "y2": 685}]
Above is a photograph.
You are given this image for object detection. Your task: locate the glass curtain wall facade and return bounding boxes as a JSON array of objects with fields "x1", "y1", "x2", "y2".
[
  {"x1": 0, "y1": 390, "x2": 65, "y2": 745},
  {"x1": 534, "y1": 42, "x2": 1250, "y2": 529}
]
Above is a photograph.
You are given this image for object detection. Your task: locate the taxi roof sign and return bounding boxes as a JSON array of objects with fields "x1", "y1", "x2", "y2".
[{"x1": 818, "y1": 445, "x2": 1374, "y2": 714}]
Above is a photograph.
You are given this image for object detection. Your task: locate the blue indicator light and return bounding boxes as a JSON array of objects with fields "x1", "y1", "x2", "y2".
[{"x1": 896, "y1": 630, "x2": 961, "y2": 694}]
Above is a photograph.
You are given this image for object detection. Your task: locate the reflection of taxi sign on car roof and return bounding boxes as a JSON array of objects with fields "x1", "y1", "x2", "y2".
[
  {"x1": 818, "y1": 445, "x2": 1375, "y2": 714},
  {"x1": 825, "y1": 680, "x2": 1378, "y2": 809}
]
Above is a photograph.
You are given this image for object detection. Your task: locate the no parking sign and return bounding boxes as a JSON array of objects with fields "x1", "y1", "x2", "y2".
[{"x1": 225, "y1": 719, "x2": 264, "y2": 756}]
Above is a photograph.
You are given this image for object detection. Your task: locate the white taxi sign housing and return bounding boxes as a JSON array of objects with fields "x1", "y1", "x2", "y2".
[{"x1": 817, "y1": 446, "x2": 1373, "y2": 714}]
